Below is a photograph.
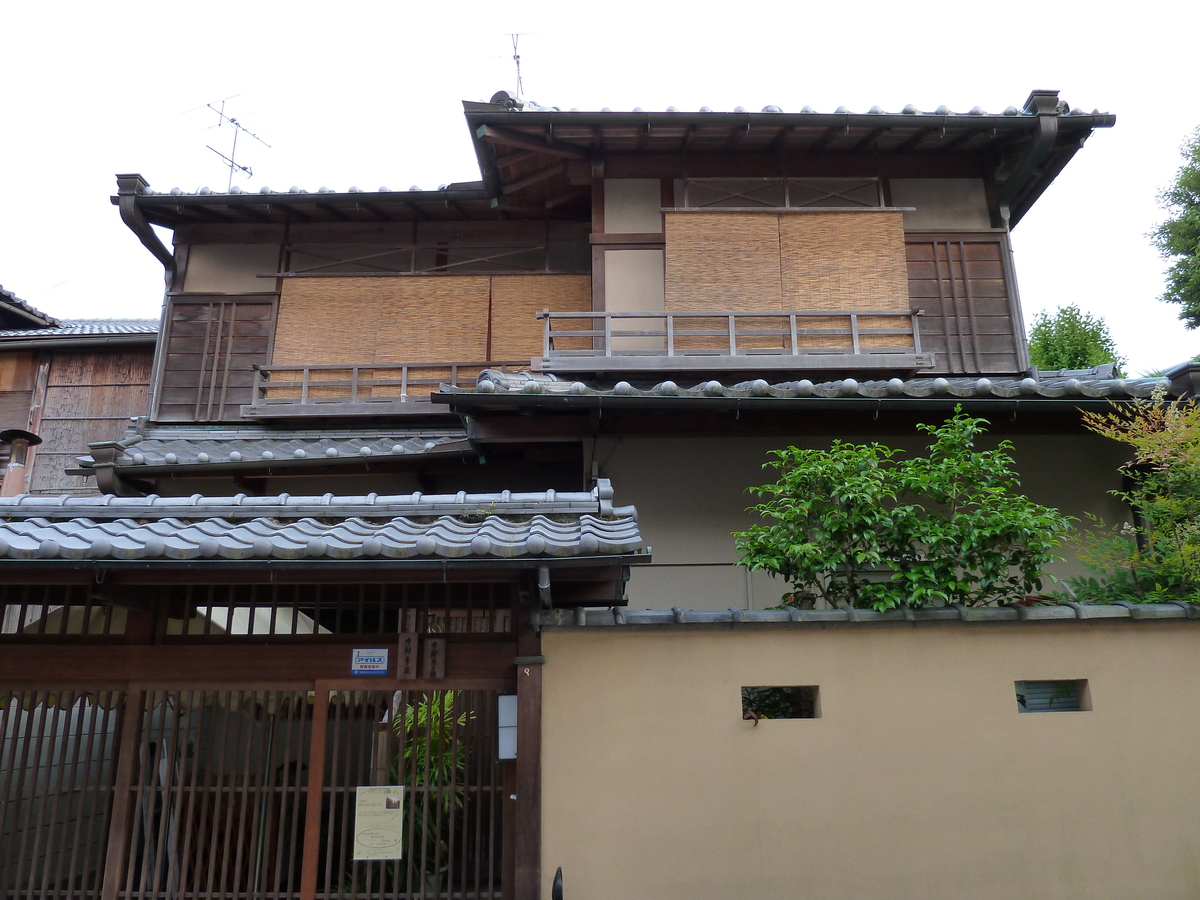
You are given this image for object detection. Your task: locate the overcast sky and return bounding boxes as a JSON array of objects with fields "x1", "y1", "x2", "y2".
[{"x1": 2, "y1": 0, "x2": 1198, "y2": 375}]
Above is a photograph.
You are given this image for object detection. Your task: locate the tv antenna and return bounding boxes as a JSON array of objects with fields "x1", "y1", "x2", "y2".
[
  {"x1": 511, "y1": 34, "x2": 524, "y2": 100},
  {"x1": 202, "y1": 98, "x2": 271, "y2": 191}
]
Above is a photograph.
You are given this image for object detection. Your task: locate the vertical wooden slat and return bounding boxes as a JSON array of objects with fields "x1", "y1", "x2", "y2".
[
  {"x1": 514, "y1": 614, "x2": 541, "y2": 900},
  {"x1": 958, "y1": 240, "x2": 983, "y2": 372},
  {"x1": 100, "y1": 689, "x2": 139, "y2": 900},
  {"x1": 60, "y1": 693, "x2": 99, "y2": 896},
  {"x1": 193, "y1": 304, "x2": 215, "y2": 421},
  {"x1": 299, "y1": 685, "x2": 330, "y2": 900},
  {"x1": 930, "y1": 241, "x2": 958, "y2": 373},
  {"x1": 216, "y1": 303, "x2": 238, "y2": 420}
]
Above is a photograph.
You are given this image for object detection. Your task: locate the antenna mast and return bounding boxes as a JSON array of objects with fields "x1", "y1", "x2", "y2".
[
  {"x1": 511, "y1": 34, "x2": 524, "y2": 100},
  {"x1": 204, "y1": 99, "x2": 272, "y2": 191}
]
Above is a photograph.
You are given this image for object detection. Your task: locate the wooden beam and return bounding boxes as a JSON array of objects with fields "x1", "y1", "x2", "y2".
[
  {"x1": 513, "y1": 606, "x2": 542, "y2": 900},
  {"x1": 939, "y1": 130, "x2": 981, "y2": 154},
  {"x1": 503, "y1": 163, "x2": 569, "y2": 196},
  {"x1": 589, "y1": 232, "x2": 664, "y2": 246},
  {"x1": 357, "y1": 202, "x2": 391, "y2": 222},
  {"x1": 851, "y1": 126, "x2": 888, "y2": 153},
  {"x1": 806, "y1": 125, "x2": 841, "y2": 152},
  {"x1": 404, "y1": 200, "x2": 431, "y2": 221},
  {"x1": 893, "y1": 127, "x2": 935, "y2": 153},
  {"x1": 545, "y1": 186, "x2": 589, "y2": 210},
  {"x1": 315, "y1": 202, "x2": 351, "y2": 221},
  {"x1": 476, "y1": 124, "x2": 590, "y2": 160},
  {"x1": 725, "y1": 123, "x2": 751, "y2": 152},
  {"x1": 765, "y1": 125, "x2": 794, "y2": 155},
  {"x1": 99, "y1": 688, "x2": 144, "y2": 900},
  {"x1": 496, "y1": 149, "x2": 540, "y2": 170}
]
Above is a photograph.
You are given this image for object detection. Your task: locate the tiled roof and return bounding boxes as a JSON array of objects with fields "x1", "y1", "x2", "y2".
[
  {"x1": 0, "y1": 319, "x2": 158, "y2": 339},
  {"x1": 80, "y1": 426, "x2": 469, "y2": 470},
  {"x1": 440, "y1": 369, "x2": 1171, "y2": 402},
  {"x1": 536, "y1": 602, "x2": 1200, "y2": 628},
  {"x1": 0, "y1": 286, "x2": 59, "y2": 328},
  {"x1": 0, "y1": 513, "x2": 640, "y2": 562},
  {"x1": 0, "y1": 481, "x2": 641, "y2": 562}
]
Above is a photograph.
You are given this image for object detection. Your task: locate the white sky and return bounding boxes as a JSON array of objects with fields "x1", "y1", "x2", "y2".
[{"x1": 2, "y1": 0, "x2": 1198, "y2": 375}]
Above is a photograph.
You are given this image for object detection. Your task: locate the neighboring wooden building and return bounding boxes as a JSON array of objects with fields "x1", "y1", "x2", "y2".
[
  {"x1": 5, "y1": 90, "x2": 1196, "y2": 900},
  {"x1": 0, "y1": 286, "x2": 156, "y2": 496}
]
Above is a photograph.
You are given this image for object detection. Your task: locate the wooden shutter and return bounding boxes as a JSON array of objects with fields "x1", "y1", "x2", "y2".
[
  {"x1": 905, "y1": 234, "x2": 1023, "y2": 375},
  {"x1": 155, "y1": 295, "x2": 275, "y2": 422}
]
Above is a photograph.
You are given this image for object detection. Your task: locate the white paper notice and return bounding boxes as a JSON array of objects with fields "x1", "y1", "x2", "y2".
[{"x1": 353, "y1": 785, "x2": 405, "y2": 860}]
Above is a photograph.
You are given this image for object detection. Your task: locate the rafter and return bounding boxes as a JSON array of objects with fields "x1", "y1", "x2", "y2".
[
  {"x1": 502, "y1": 163, "x2": 568, "y2": 196},
  {"x1": 475, "y1": 124, "x2": 590, "y2": 160}
]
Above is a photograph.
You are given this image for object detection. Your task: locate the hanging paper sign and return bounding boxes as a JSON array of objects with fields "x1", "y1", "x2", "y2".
[
  {"x1": 351, "y1": 648, "x2": 389, "y2": 676},
  {"x1": 353, "y1": 785, "x2": 405, "y2": 860}
]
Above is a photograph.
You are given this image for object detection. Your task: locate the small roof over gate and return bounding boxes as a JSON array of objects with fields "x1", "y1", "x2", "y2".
[{"x1": 0, "y1": 481, "x2": 644, "y2": 571}]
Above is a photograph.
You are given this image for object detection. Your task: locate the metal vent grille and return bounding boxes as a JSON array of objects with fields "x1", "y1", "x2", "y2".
[{"x1": 1015, "y1": 680, "x2": 1085, "y2": 713}]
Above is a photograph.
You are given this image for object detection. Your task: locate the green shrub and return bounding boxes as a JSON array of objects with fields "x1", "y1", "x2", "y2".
[
  {"x1": 1068, "y1": 389, "x2": 1200, "y2": 603},
  {"x1": 735, "y1": 407, "x2": 1070, "y2": 610}
]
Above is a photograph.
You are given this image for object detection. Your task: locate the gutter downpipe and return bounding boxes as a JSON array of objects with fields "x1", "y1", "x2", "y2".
[
  {"x1": 115, "y1": 173, "x2": 176, "y2": 425},
  {"x1": 996, "y1": 90, "x2": 1060, "y2": 222}
]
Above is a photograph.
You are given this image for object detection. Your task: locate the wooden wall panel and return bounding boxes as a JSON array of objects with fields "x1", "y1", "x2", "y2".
[
  {"x1": 156, "y1": 296, "x2": 276, "y2": 423},
  {"x1": 490, "y1": 275, "x2": 591, "y2": 359},
  {"x1": 664, "y1": 213, "x2": 782, "y2": 311},
  {"x1": 905, "y1": 235, "x2": 1022, "y2": 375},
  {"x1": 0, "y1": 352, "x2": 35, "y2": 431},
  {"x1": 29, "y1": 351, "x2": 153, "y2": 495}
]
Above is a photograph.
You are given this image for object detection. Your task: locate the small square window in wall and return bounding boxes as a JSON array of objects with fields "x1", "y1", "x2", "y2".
[
  {"x1": 742, "y1": 686, "x2": 819, "y2": 722},
  {"x1": 1015, "y1": 680, "x2": 1090, "y2": 713}
]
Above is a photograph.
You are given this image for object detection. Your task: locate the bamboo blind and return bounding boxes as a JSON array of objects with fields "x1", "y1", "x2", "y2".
[
  {"x1": 664, "y1": 213, "x2": 783, "y2": 311},
  {"x1": 489, "y1": 274, "x2": 591, "y2": 358},
  {"x1": 663, "y1": 211, "x2": 912, "y2": 352},
  {"x1": 275, "y1": 275, "x2": 592, "y2": 370}
]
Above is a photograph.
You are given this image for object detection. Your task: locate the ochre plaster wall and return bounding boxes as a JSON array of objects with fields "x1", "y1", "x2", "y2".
[
  {"x1": 541, "y1": 623, "x2": 1200, "y2": 900},
  {"x1": 598, "y1": 434, "x2": 1130, "y2": 611}
]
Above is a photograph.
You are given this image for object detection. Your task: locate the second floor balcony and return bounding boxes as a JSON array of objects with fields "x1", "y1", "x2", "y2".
[{"x1": 535, "y1": 308, "x2": 931, "y2": 374}]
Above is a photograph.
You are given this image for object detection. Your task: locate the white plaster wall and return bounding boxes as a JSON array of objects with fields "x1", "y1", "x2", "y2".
[
  {"x1": 183, "y1": 244, "x2": 281, "y2": 293},
  {"x1": 603, "y1": 249, "x2": 665, "y2": 350},
  {"x1": 890, "y1": 178, "x2": 991, "y2": 230},
  {"x1": 603, "y1": 179, "x2": 662, "y2": 233}
]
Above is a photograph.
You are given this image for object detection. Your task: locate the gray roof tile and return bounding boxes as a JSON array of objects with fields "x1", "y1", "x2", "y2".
[
  {"x1": 0, "y1": 286, "x2": 59, "y2": 328},
  {"x1": 536, "y1": 602, "x2": 1199, "y2": 628},
  {"x1": 0, "y1": 480, "x2": 641, "y2": 562},
  {"x1": 80, "y1": 426, "x2": 469, "y2": 470},
  {"x1": 0, "y1": 319, "x2": 158, "y2": 339},
  {"x1": 444, "y1": 369, "x2": 1172, "y2": 402}
]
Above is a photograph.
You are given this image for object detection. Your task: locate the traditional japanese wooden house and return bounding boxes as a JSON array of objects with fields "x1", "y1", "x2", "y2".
[{"x1": 4, "y1": 89, "x2": 1198, "y2": 900}]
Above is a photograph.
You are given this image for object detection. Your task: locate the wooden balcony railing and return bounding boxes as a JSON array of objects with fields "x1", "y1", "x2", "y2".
[
  {"x1": 536, "y1": 309, "x2": 932, "y2": 373},
  {"x1": 243, "y1": 360, "x2": 527, "y2": 418}
]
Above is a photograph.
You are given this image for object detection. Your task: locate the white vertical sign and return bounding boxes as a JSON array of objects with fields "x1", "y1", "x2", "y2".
[{"x1": 353, "y1": 785, "x2": 405, "y2": 860}]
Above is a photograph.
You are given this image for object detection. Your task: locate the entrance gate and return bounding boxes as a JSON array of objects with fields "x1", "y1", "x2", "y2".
[{"x1": 0, "y1": 582, "x2": 527, "y2": 900}]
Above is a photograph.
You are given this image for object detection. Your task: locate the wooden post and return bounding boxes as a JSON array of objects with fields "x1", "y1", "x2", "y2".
[
  {"x1": 514, "y1": 611, "x2": 542, "y2": 900},
  {"x1": 299, "y1": 683, "x2": 330, "y2": 900},
  {"x1": 99, "y1": 687, "x2": 143, "y2": 900}
]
